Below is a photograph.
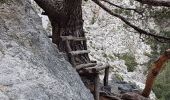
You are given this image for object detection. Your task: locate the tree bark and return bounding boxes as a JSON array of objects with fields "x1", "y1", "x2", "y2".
[
  {"x1": 142, "y1": 49, "x2": 170, "y2": 98},
  {"x1": 34, "y1": 0, "x2": 90, "y2": 64}
]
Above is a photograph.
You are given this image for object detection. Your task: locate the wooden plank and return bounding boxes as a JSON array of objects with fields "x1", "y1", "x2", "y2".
[
  {"x1": 76, "y1": 63, "x2": 97, "y2": 70},
  {"x1": 69, "y1": 50, "x2": 90, "y2": 55},
  {"x1": 94, "y1": 73, "x2": 100, "y2": 100},
  {"x1": 93, "y1": 64, "x2": 109, "y2": 72},
  {"x1": 104, "y1": 66, "x2": 109, "y2": 86},
  {"x1": 83, "y1": 63, "x2": 103, "y2": 73},
  {"x1": 61, "y1": 36, "x2": 86, "y2": 41},
  {"x1": 85, "y1": 64, "x2": 109, "y2": 73}
]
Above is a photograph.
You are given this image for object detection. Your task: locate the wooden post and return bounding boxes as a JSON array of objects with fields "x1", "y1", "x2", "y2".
[
  {"x1": 76, "y1": 63, "x2": 97, "y2": 70},
  {"x1": 65, "y1": 40, "x2": 76, "y2": 67},
  {"x1": 104, "y1": 66, "x2": 109, "y2": 86},
  {"x1": 94, "y1": 73, "x2": 100, "y2": 100}
]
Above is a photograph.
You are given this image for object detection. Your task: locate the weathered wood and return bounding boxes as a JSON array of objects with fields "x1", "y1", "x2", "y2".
[
  {"x1": 93, "y1": 64, "x2": 109, "y2": 72},
  {"x1": 65, "y1": 40, "x2": 76, "y2": 67},
  {"x1": 104, "y1": 66, "x2": 109, "y2": 86},
  {"x1": 142, "y1": 49, "x2": 170, "y2": 97},
  {"x1": 34, "y1": 0, "x2": 91, "y2": 69},
  {"x1": 69, "y1": 50, "x2": 90, "y2": 55},
  {"x1": 76, "y1": 63, "x2": 97, "y2": 70},
  {"x1": 94, "y1": 73, "x2": 100, "y2": 100},
  {"x1": 85, "y1": 63, "x2": 109, "y2": 73},
  {"x1": 83, "y1": 40, "x2": 87, "y2": 49},
  {"x1": 61, "y1": 36, "x2": 86, "y2": 41},
  {"x1": 83, "y1": 63, "x2": 103, "y2": 73}
]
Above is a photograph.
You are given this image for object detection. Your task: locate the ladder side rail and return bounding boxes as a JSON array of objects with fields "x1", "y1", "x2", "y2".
[{"x1": 65, "y1": 40, "x2": 76, "y2": 67}]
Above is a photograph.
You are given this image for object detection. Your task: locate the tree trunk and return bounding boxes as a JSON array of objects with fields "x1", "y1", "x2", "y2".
[
  {"x1": 34, "y1": 0, "x2": 90, "y2": 64},
  {"x1": 142, "y1": 49, "x2": 170, "y2": 97}
]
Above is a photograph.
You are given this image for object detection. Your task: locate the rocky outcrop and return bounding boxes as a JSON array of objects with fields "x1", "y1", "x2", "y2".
[{"x1": 0, "y1": 0, "x2": 93, "y2": 100}]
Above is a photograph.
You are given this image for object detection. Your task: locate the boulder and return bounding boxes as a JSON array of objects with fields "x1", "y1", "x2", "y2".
[{"x1": 0, "y1": 0, "x2": 93, "y2": 100}]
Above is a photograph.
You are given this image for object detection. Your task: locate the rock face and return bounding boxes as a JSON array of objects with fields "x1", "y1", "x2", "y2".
[{"x1": 0, "y1": 0, "x2": 93, "y2": 100}]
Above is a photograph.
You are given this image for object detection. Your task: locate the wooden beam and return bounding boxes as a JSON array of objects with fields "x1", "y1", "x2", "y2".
[
  {"x1": 69, "y1": 50, "x2": 90, "y2": 55},
  {"x1": 76, "y1": 63, "x2": 97, "y2": 70},
  {"x1": 93, "y1": 64, "x2": 109, "y2": 72},
  {"x1": 85, "y1": 64, "x2": 109, "y2": 73},
  {"x1": 65, "y1": 40, "x2": 76, "y2": 67},
  {"x1": 94, "y1": 73, "x2": 100, "y2": 100},
  {"x1": 61, "y1": 36, "x2": 86, "y2": 41},
  {"x1": 104, "y1": 66, "x2": 109, "y2": 86},
  {"x1": 83, "y1": 63, "x2": 103, "y2": 73}
]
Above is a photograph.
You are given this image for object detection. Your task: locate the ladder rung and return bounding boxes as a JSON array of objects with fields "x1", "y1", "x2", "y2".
[
  {"x1": 69, "y1": 50, "x2": 90, "y2": 55},
  {"x1": 76, "y1": 63, "x2": 97, "y2": 70},
  {"x1": 84, "y1": 63, "x2": 109, "y2": 72},
  {"x1": 61, "y1": 36, "x2": 86, "y2": 41}
]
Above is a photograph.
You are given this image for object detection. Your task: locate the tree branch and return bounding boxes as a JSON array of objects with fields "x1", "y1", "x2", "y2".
[
  {"x1": 92, "y1": 0, "x2": 170, "y2": 43},
  {"x1": 134, "y1": 0, "x2": 170, "y2": 7},
  {"x1": 101, "y1": 0, "x2": 144, "y2": 14},
  {"x1": 142, "y1": 49, "x2": 170, "y2": 97}
]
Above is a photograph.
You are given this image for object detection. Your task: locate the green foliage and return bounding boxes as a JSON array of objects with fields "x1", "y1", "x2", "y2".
[
  {"x1": 149, "y1": 7, "x2": 170, "y2": 21},
  {"x1": 103, "y1": 53, "x2": 107, "y2": 58},
  {"x1": 114, "y1": 8, "x2": 132, "y2": 16},
  {"x1": 102, "y1": 53, "x2": 116, "y2": 61},
  {"x1": 119, "y1": 53, "x2": 138, "y2": 72},
  {"x1": 145, "y1": 32, "x2": 170, "y2": 99},
  {"x1": 153, "y1": 62, "x2": 170, "y2": 100},
  {"x1": 108, "y1": 54, "x2": 116, "y2": 61},
  {"x1": 114, "y1": 9, "x2": 123, "y2": 14},
  {"x1": 115, "y1": 73, "x2": 124, "y2": 81},
  {"x1": 90, "y1": 15, "x2": 97, "y2": 24},
  {"x1": 164, "y1": 91, "x2": 170, "y2": 100}
]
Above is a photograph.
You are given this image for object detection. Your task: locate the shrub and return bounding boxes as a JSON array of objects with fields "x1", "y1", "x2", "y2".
[
  {"x1": 119, "y1": 53, "x2": 138, "y2": 72},
  {"x1": 153, "y1": 62, "x2": 170, "y2": 100}
]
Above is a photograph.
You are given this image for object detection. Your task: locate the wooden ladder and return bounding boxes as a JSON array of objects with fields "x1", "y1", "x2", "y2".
[{"x1": 61, "y1": 36, "x2": 110, "y2": 100}]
